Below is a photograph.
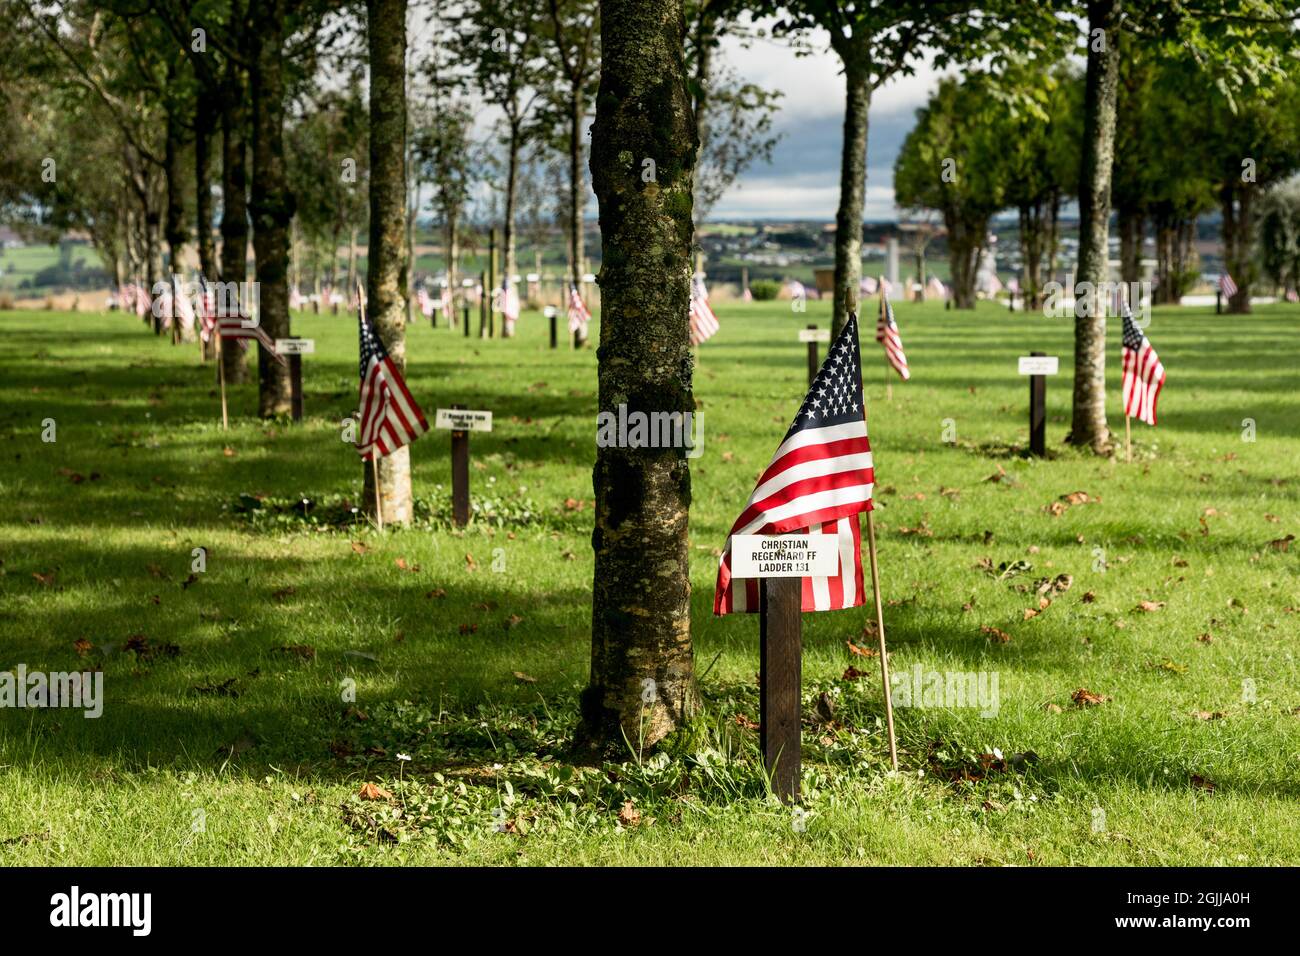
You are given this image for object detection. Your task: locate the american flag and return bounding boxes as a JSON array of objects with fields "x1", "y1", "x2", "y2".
[
  {"x1": 876, "y1": 289, "x2": 910, "y2": 381},
  {"x1": 1121, "y1": 308, "x2": 1165, "y2": 426},
  {"x1": 714, "y1": 313, "x2": 873, "y2": 614},
  {"x1": 416, "y1": 286, "x2": 433, "y2": 318},
  {"x1": 172, "y1": 275, "x2": 196, "y2": 339},
  {"x1": 926, "y1": 275, "x2": 946, "y2": 299},
  {"x1": 567, "y1": 283, "x2": 591, "y2": 335},
  {"x1": 501, "y1": 279, "x2": 520, "y2": 335},
  {"x1": 355, "y1": 295, "x2": 429, "y2": 461},
  {"x1": 197, "y1": 276, "x2": 218, "y2": 344},
  {"x1": 1219, "y1": 273, "x2": 1238, "y2": 298},
  {"x1": 689, "y1": 273, "x2": 719, "y2": 345},
  {"x1": 216, "y1": 295, "x2": 285, "y2": 367},
  {"x1": 441, "y1": 283, "x2": 454, "y2": 321}
]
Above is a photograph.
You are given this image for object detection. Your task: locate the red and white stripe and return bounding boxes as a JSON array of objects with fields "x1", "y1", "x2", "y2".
[
  {"x1": 1219, "y1": 273, "x2": 1238, "y2": 299},
  {"x1": 567, "y1": 284, "x2": 591, "y2": 335},
  {"x1": 714, "y1": 419, "x2": 874, "y2": 614},
  {"x1": 876, "y1": 293, "x2": 910, "y2": 381},
  {"x1": 689, "y1": 274, "x2": 719, "y2": 345},
  {"x1": 357, "y1": 349, "x2": 428, "y2": 462},
  {"x1": 1121, "y1": 319, "x2": 1165, "y2": 427}
]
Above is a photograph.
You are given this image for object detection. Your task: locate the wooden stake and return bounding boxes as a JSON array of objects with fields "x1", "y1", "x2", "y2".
[
  {"x1": 450, "y1": 402, "x2": 470, "y2": 528},
  {"x1": 760, "y1": 576, "x2": 802, "y2": 804},
  {"x1": 805, "y1": 324, "x2": 818, "y2": 387},
  {"x1": 371, "y1": 454, "x2": 383, "y2": 531},
  {"x1": 1125, "y1": 414, "x2": 1132, "y2": 463},
  {"x1": 865, "y1": 511, "x2": 899, "y2": 771},
  {"x1": 216, "y1": 329, "x2": 229, "y2": 431}
]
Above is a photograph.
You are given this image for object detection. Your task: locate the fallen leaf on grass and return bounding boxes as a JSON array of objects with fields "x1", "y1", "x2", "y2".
[
  {"x1": 395, "y1": 557, "x2": 421, "y2": 572},
  {"x1": 464, "y1": 553, "x2": 478, "y2": 571},
  {"x1": 841, "y1": 666, "x2": 867, "y2": 680},
  {"x1": 1135, "y1": 600, "x2": 1165, "y2": 612},
  {"x1": 277, "y1": 645, "x2": 316, "y2": 661},
  {"x1": 459, "y1": 623, "x2": 478, "y2": 634},
  {"x1": 271, "y1": 586, "x2": 296, "y2": 602},
  {"x1": 1023, "y1": 608, "x2": 1040, "y2": 621},
  {"x1": 1190, "y1": 774, "x2": 1215, "y2": 793},
  {"x1": 563, "y1": 497, "x2": 586, "y2": 512},
  {"x1": 181, "y1": 573, "x2": 199, "y2": 589},
  {"x1": 1193, "y1": 710, "x2": 1227, "y2": 721},
  {"x1": 1267, "y1": 534, "x2": 1295, "y2": 552},
  {"x1": 32, "y1": 571, "x2": 57, "y2": 587},
  {"x1": 618, "y1": 802, "x2": 642, "y2": 828},
  {"x1": 846, "y1": 640, "x2": 877, "y2": 658},
  {"x1": 192, "y1": 677, "x2": 240, "y2": 697},
  {"x1": 222, "y1": 446, "x2": 236, "y2": 457},
  {"x1": 73, "y1": 638, "x2": 94, "y2": 657},
  {"x1": 734, "y1": 712, "x2": 760, "y2": 730},
  {"x1": 1071, "y1": 688, "x2": 1110, "y2": 707},
  {"x1": 981, "y1": 626, "x2": 1012, "y2": 644},
  {"x1": 358, "y1": 782, "x2": 393, "y2": 801},
  {"x1": 124, "y1": 635, "x2": 180, "y2": 662},
  {"x1": 1264, "y1": 513, "x2": 1280, "y2": 523},
  {"x1": 350, "y1": 541, "x2": 370, "y2": 555},
  {"x1": 425, "y1": 588, "x2": 447, "y2": 599},
  {"x1": 504, "y1": 614, "x2": 524, "y2": 629},
  {"x1": 512, "y1": 670, "x2": 537, "y2": 683}
]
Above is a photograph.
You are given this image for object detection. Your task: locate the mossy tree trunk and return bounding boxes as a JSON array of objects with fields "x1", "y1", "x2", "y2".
[
  {"x1": 830, "y1": 42, "x2": 870, "y2": 339},
  {"x1": 364, "y1": 0, "x2": 414, "y2": 525},
  {"x1": 1069, "y1": 0, "x2": 1120, "y2": 455},
  {"x1": 219, "y1": 66, "x2": 250, "y2": 385},
  {"x1": 250, "y1": 0, "x2": 294, "y2": 417},
  {"x1": 580, "y1": 0, "x2": 697, "y2": 755}
]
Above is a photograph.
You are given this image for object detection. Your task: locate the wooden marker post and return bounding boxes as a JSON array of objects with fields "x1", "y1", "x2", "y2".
[
  {"x1": 545, "y1": 306, "x2": 558, "y2": 348},
  {"x1": 798, "y1": 326, "x2": 829, "y2": 387},
  {"x1": 806, "y1": 324, "x2": 819, "y2": 385},
  {"x1": 371, "y1": 455, "x2": 383, "y2": 530},
  {"x1": 1215, "y1": 289, "x2": 1222, "y2": 314},
  {"x1": 275, "y1": 338, "x2": 314, "y2": 423},
  {"x1": 487, "y1": 230, "x2": 496, "y2": 339},
  {"x1": 436, "y1": 405, "x2": 493, "y2": 527},
  {"x1": 479, "y1": 273, "x2": 487, "y2": 338},
  {"x1": 760, "y1": 577, "x2": 802, "y2": 804},
  {"x1": 463, "y1": 303, "x2": 470, "y2": 337},
  {"x1": 1125, "y1": 414, "x2": 1132, "y2": 463},
  {"x1": 1018, "y1": 352, "x2": 1058, "y2": 457},
  {"x1": 733, "y1": 532, "x2": 840, "y2": 803}
]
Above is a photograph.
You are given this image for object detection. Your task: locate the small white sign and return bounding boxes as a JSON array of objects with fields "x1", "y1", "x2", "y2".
[
  {"x1": 435, "y1": 408, "x2": 493, "y2": 432},
  {"x1": 731, "y1": 533, "x2": 839, "y2": 579},
  {"x1": 798, "y1": 328, "x2": 831, "y2": 343},
  {"x1": 274, "y1": 338, "x2": 315, "y2": 355},
  {"x1": 1018, "y1": 356, "x2": 1059, "y2": 376},
  {"x1": 543, "y1": 306, "x2": 557, "y2": 318}
]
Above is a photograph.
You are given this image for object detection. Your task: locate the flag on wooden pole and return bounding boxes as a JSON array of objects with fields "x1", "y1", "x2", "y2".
[
  {"x1": 876, "y1": 287, "x2": 910, "y2": 381},
  {"x1": 355, "y1": 293, "x2": 429, "y2": 462},
  {"x1": 714, "y1": 313, "x2": 874, "y2": 614},
  {"x1": 501, "y1": 278, "x2": 521, "y2": 336},
  {"x1": 1219, "y1": 273, "x2": 1238, "y2": 299},
  {"x1": 689, "y1": 273, "x2": 719, "y2": 345},
  {"x1": 1121, "y1": 307, "x2": 1165, "y2": 426},
  {"x1": 218, "y1": 314, "x2": 287, "y2": 367}
]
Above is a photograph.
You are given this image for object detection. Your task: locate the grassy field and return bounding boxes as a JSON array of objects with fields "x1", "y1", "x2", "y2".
[{"x1": 0, "y1": 298, "x2": 1297, "y2": 866}]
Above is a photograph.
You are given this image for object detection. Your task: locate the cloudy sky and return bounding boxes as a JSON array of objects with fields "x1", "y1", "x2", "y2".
[{"x1": 709, "y1": 28, "x2": 949, "y2": 221}]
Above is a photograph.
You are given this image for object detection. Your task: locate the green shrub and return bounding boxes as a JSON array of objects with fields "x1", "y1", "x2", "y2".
[{"x1": 750, "y1": 279, "x2": 780, "y2": 301}]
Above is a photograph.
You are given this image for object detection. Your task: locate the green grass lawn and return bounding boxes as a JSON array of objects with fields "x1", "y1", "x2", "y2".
[{"x1": 0, "y1": 298, "x2": 1296, "y2": 866}]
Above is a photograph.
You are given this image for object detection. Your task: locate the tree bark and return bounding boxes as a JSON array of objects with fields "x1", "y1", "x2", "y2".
[
  {"x1": 364, "y1": 0, "x2": 414, "y2": 525},
  {"x1": 250, "y1": 1, "x2": 294, "y2": 416},
  {"x1": 164, "y1": 98, "x2": 189, "y2": 280},
  {"x1": 1117, "y1": 201, "x2": 1142, "y2": 285},
  {"x1": 195, "y1": 88, "x2": 217, "y2": 282},
  {"x1": 831, "y1": 47, "x2": 870, "y2": 339},
  {"x1": 568, "y1": 90, "x2": 587, "y2": 343},
  {"x1": 1221, "y1": 185, "x2": 1252, "y2": 314},
  {"x1": 220, "y1": 67, "x2": 251, "y2": 385},
  {"x1": 502, "y1": 122, "x2": 521, "y2": 337},
  {"x1": 1068, "y1": 0, "x2": 1120, "y2": 455},
  {"x1": 1018, "y1": 201, "x2": 1045, "y2": 303},
  {"x1": 581, "y1": 0, "x2": 697, "y2": 755}
]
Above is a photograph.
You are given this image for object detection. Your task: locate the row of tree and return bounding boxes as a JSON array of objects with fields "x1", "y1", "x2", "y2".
[{"x1": 895, "y1": 40, "x2": 1300, "y2": 313}]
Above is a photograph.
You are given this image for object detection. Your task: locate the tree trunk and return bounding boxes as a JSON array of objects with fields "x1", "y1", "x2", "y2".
[
  {"x1": 1048, "y1": 189, "x2": 1060, "y2": 278},
  {"x1": 1068, "y1": 0, "x2": 1120, "y2": 455},
  {"x1": 146, "y1": 202, "x2": 164, "y2": 334},
  {"x1": 1222, "y1": 186, "x2": 1252, "y2": 314},
  {"x1": 364, "y1": 0, "x2": 413, "y2": 525},
  {"x1": 1019, "y1": 201, "x2": 1045, "y2": 303},
  {"x1": 220, "y1": 70, "x2": 251, "y2": 385},
  {"x1": 195, "y1": 89, "x2": 217, "y2": 281},
  {"x1": 502, "y1": 123, "x2": 521, "y2": 337},
  {"x1": 568, "y1": 91, "x2": 587, "y2": 343},
  {"x1": 164, "y1": 100, "x2": 189, "y2": 279},
  {"x1": 250, "y1": 1, "x2": 294, "y2": 417},
  {"x1": 446, "y1": 210, "x2": 459, "y2": 322},
  {"x1": 946, "y1": 212, "x2": 983, "y2": 309},
  {"x1": 581, "y1": 0, "x2": 697, "y2": 755},
  {"x1": 1118, "y1": 202, "x2": 1141, "y2": 284},
  {"x1": 831, "y1": 48, "x2": 870, "y2": 339}
]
